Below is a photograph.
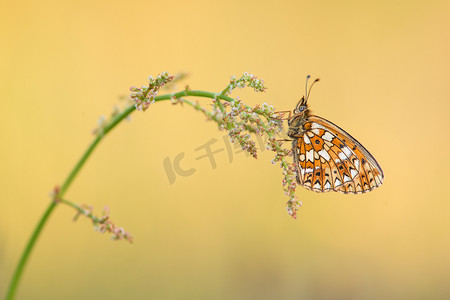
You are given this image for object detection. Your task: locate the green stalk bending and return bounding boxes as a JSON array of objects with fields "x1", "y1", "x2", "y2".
[{"x1": 5, "y1": 89, "x2": 234, "y2": 300}]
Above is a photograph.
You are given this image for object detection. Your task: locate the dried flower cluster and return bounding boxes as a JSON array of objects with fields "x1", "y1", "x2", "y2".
[
  {"x1": 217, "y1": 99, "x2": 301, "y2": 218},
  {"x1": 73, "y1": 204, "x2": 133, "y2": 243},
  {"x1": 267, "y1": 138, "x2": 301, "y2": 218},
  {"x1": 176, "y1": 73, "x2": 302, "y2": 218},
  {"x1": 221, "y1": 72, "x2": 267, "y2": 96},
  {"x1": 131, "y1": 71, "x2": 175, "y2": 111},
  {"x1": 213, "y1": 98, "x2": 260, "y2": 158}
]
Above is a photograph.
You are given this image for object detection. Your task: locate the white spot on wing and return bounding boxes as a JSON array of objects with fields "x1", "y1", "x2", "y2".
[
  {"x1": 354, "y1": 160, "x2": 360, "y2": 170},
  {"x1": 324, "y1": 181, "x2": 331, "y2": 189},
  {"x1": 299, "y1": 154, "x2": 305, "y2": 162},
  {"x1": 318, "y1": 149, "x2": 331, "y2": 161},
  {"x1": 306, "y1": 150, "x2": 314, "y2": 162},
  {"x1": 339, "y1": 152, "x2": 347, "y2": 161},
  {"x1": 314, "y1": 182, "x2": 321, "y2": 189},
  {"x1": 304, "y1": 134, "x2": 310, "y2": 144},
  {"x1": 343, "y1": 174, "x2": 351, "y2": 182},
  {"x1": 305, "y1": 168, "x2": 314, "y2": 173},
  {"x1": 343, "y1": 146, "x2": 353, "y2": 157},
  {"x1": 312, "y1": 128, "x2": 320, "y2": 135},
  {"x1": 335, "y1": 178, "x2": 342, "y2": 187},
  {"x1": 311, "y1": 122, "x2": 326, "y2": 129},
  {"x1": 322, "y1": 131, "x2": 334, "y2": 142},
  {"x1": 350, "y1": 168, "x2": 358, "y2": 178}
]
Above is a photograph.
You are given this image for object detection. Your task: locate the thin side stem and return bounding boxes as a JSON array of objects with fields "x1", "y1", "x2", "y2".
[{"x1": 59, "y1": 199, "x2": 102, "y2": 223}]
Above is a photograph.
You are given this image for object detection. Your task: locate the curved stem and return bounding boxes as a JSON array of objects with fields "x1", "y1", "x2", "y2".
[
  {"x1": 5, "y1": 201, "x2": 58, "y2": 300},
  {"x1": 5, "y1": 89, "x2": 233, "y2": 300}
]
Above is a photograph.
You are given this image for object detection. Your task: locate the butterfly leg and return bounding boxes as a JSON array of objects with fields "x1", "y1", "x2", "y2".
[{"x1": 273, "y1": 110, "x2": 292, "y2": 120}]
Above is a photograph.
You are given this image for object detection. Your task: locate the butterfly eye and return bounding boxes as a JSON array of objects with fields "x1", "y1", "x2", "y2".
[
  {"x1": 293, "y1": 103, "x2": 307, "y2": 114},
  {"x1": 295, "y1": 105, "x2": 307, "y2": 114}
]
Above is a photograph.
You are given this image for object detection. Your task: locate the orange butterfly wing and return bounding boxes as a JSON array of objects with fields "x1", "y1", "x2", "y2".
[{"x1": 292, "y1": 115, "x2": 384, "y2": 194}]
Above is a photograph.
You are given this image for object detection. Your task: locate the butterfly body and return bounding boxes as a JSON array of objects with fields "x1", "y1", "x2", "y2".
[{"x1": 287, "y1": 87, "x2": 384, "y2": 194}]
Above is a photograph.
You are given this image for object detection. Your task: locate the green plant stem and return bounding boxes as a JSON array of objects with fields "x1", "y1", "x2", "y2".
[
  {"x1": 5, "y1": 89, "x2": 235, "y2": 300},
  {"x1": 5, "y1": 201, "x2": 57, "y2": 300}
]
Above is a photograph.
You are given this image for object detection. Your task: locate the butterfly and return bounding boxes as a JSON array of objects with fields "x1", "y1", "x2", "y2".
[{"x1": 286, "y1": 76, "x2": 384, "y2": 194}]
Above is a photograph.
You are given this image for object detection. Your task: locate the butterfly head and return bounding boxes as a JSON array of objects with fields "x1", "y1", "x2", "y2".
[
  {"x1": 293, "y1": 96, "x2": 308, "y2": 114},
  {"x1": 287, "y1": 100, "x2": 308, "y2": 137},
  {"x1": 287, "y1": 76, "x2": 319, "y2": 137}
]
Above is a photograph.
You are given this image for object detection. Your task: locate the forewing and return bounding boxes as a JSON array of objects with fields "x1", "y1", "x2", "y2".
[{"x1": 292, "y1": 115, "x2": 384, "y2": 194}]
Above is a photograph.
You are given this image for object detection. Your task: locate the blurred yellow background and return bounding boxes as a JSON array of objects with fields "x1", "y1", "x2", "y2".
[{"x1": 1, "y1": 0, "x2": 450, "y2": 299}]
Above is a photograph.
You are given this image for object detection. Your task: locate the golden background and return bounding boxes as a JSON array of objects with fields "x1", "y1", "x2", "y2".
[{"x1": 1, "y1": 0, "x2": 449, "y2": 299}]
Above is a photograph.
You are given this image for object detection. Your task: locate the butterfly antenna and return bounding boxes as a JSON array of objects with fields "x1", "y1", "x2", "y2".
[
  {"x1": 305, "y1": 77, "x2": 320, "y2": 102},
  {"x1": 305, "y1": 75, "x2": 311, "y2": 100}
]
